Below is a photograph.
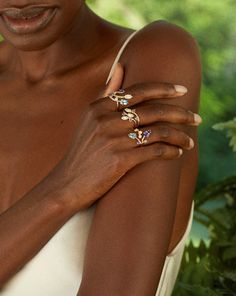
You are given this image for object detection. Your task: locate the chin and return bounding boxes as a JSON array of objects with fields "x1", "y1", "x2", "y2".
[
  {"x1": 1, "y1": 29, "x2": 62, "y2": 51},
  {"x1": 0, "y1": 6, "x2": 65, "y2": 51}
]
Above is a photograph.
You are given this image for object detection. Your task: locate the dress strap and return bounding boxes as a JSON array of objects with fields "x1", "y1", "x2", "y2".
[{"x1": 105, "y1": 30, "x2": 139, "y2": 85}]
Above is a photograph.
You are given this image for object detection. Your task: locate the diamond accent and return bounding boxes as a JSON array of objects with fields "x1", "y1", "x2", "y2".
[{"x1": 124, "y1": 94, "x2": 133, "y2": 99}]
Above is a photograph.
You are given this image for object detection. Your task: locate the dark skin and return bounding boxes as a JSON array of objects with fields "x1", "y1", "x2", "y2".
[{"x1": 0, "y1": 0, "x2": 202, "y2": 295}]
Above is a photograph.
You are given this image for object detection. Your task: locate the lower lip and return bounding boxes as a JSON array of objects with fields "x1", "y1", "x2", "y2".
[{"x1": 1, "y1": 8, "x2": 57, "y2": 34}]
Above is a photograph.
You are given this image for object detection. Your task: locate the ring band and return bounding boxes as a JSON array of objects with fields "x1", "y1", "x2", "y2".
[
  {"x1": 121, "y1": 108, "x2": 140, "y2": 128},
  {"x1": 108, "y1": 89, "x2": 133, "y2": 110},
  {"x1": 128, "y1": 128, "x2": 152, "y2": 145}
]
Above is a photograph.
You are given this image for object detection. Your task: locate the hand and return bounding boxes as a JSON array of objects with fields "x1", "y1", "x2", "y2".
[{"x1": 56, "y1": 63, "x2": 202, "y2": 211}]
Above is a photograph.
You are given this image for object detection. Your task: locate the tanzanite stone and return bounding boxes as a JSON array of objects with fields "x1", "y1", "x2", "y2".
[{"x1": 143, "y1": 130, "x2": 151, "y2": 137}]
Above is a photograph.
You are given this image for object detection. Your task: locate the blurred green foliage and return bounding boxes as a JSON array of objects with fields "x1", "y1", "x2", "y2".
[
  {"x1": 173, "y1": 119, "x2": 235, "y2": 295},
  {"x1": 213, "y1": 118, "x2": 236, "y2": 152},
  {"x1": 174, "y1": 171, "x2": 236, "y2": 295}
]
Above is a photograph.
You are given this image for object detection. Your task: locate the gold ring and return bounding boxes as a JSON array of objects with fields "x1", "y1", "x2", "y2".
[
  {"x1": 121, "y1": 108, "x2": 140, "y2": 128},
  {"x1": 128, "y1": 128, "x2": 152, "y2": 145},
  {"x1": 108, "y1": 89, "x2": 133, "y2": 110}
]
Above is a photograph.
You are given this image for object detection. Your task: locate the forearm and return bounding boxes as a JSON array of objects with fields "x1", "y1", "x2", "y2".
[{"x1": 0, "y1": 167, "x2": 77, "y2": 288}]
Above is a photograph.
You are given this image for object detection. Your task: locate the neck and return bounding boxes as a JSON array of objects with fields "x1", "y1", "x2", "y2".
[{"x1": 7, "y1": 4, "x2": 103, "y2": 83}]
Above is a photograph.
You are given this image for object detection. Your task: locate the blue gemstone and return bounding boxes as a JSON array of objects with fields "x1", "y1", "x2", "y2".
[
  {"x1": 128, "y1": 133, "x2": 137, "y2": 139},
  {"x1": 120, "y1": 99, "x2": 128, "y2": 105}
]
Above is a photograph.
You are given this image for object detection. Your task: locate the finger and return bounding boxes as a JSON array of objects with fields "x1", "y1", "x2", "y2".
[
  {"x1": 98, "y1": 81, "x2": 188, "y2": 112},
  {"x1": 118, "y1": 82, "x2": 188, "y2": 110},
  {"x1": 128, "y1": 82, "x2": 188, "y2": 98},
  {"x1": 118, "y1": 124, "x2": 194, "y2": 150},
  {"x1": 121, "y1": 142, "x2": 183, "y2": 168},
  {"x1": 122, "y1": 104, "x2": 201, "y2": 126}
]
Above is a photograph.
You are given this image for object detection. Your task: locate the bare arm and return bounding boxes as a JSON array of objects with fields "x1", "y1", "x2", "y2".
[
  {"x1": 0, "y1": 48, "x2": 197, "y2": 288},
  {"x1": 78, "y1": 21, "x2": 202, "y2": 296}
]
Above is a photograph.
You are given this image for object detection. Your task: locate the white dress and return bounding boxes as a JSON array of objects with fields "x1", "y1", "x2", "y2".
[{"x1": 1, "y1": 30, "x2": 195, "y2": 296}]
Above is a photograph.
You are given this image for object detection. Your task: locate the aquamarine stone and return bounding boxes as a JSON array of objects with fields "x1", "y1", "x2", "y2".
[
  {"x1": 120, "y1": 99, "x2": 128, "y2": 105},
  {"x1": 128, "y1": 133, "x2": 137, "y2": 139}
]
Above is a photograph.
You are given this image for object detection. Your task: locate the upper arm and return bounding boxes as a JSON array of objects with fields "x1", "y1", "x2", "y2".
[{"x1": 78, "y1": 21, "x2": 202, "y2": 296}]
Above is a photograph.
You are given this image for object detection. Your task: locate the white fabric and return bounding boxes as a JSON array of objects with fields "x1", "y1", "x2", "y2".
[
  {"x1": 1, "y1": 30, "x2": 195, "y2": 296},
  {"x1": 155, "y1": 201, "x2": 194, "y2": 295}
]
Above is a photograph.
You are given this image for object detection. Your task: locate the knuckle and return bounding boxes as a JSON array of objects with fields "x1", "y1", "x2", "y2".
[
  {"x1": 155, "y1": 105, "x2": 165, "y2": 117},
  {"x1": 128, "y1": 82, "x2": 146, "y2": 97},
  {"x1": 158, "y1": 125, "x2": 171, "y2": 139},
  {"x1": 154, "y1": 143, "x2": 165, "y2": 156},
  {"x1": 161, "y1": 83, "x2": 175, "y2": 96}
]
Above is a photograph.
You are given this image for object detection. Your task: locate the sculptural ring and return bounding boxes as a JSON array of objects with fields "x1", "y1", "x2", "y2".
[
  {"x1": 128, "y1": 128, "x2": 152, "y2": 145},
  {"x1": 108, "y1": 89, "x2": 133, "y2": 110},
  {"x1": 121, "y1": 108, "x2": 140, "y2": 128}
]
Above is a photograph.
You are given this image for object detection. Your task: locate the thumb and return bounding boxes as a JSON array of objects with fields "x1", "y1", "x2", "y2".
[{"x1": 102, "y1": 62, "x2": 124, "y2": 97}]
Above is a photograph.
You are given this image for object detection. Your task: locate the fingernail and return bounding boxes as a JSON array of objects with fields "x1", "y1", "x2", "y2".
[
  {"x1": 193, "y1": 113, "x2": 202, "y2": 124},
  {"x1": 188, "y1": 138, "x2": 195, "y2": 149},
  {"x1": 178, "y1": 148, "x2": 183, "y2": 156},
  {"x1": 174, "y1": 85, "x2": 188, "y2": 94}
]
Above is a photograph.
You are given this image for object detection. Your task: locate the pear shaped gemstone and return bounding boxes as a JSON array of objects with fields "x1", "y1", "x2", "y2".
[{"x1": 128, "y1": 133, "x2": 137, "y2": 139}]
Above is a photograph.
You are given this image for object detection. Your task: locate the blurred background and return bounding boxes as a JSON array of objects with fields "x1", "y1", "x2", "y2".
[{"x1": 87, "y1": 0, "x2": 236, "y2": 295}]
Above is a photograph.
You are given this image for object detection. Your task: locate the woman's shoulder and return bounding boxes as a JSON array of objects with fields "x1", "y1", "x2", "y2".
[
  {"x1": 119, "y1": 20, "x2": 202, "y2": 105},
  {"x1": 137, "y1": 20, "x2": 198, "y2": 43},
  {"x1": 125, "y1": 20, "x2": 200, "y2": 60}
]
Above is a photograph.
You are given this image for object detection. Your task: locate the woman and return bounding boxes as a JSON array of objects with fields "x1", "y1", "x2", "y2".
[{"x1": 0, "y1": 0, "x2": 202, "y2": 295}]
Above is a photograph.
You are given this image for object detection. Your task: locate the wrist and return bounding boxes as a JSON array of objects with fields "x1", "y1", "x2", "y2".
[{"x1": 45, "y1": 161, "x2": 81, "y2": 215}]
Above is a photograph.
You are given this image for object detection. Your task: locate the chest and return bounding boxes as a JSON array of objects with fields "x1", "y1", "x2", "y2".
[{"x1": 0, "y1": 70, "x2": 105, "y2": 211}]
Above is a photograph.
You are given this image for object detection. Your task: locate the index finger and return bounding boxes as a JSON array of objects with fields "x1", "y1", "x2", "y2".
[{"x1": 104, "y1": 82, "x2": 188, "y2": 111}]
